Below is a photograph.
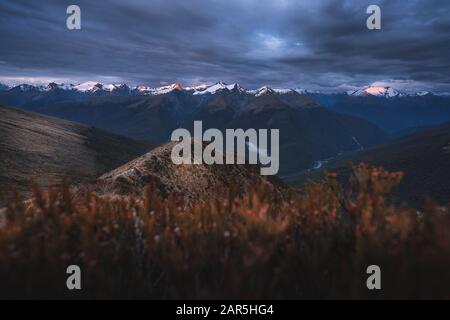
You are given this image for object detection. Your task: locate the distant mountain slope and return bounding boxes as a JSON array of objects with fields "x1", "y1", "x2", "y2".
[
  {"x1": 94, "y1": 140, "x2": 289, "y2": 203},
  {"x1": 185, "y1": 91, "x2": 388, "y2": 174},
  {"x1": 0, "y1": 105, "x2": 150, "y2": 203},
  {"x1": 311, "y1": 93, "x2": 450, "y2": 132},
  {"x1": 284, "y1": 122, "x2": 450, "y2": 206},
  {"x1": 4, "y1": 91, "x2": 202, "y2": 145},
  {"x1": 228, "y1": 94, "x2": 388, "y2": 174}
]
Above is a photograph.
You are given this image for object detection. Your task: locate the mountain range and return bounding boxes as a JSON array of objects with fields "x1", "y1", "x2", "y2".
[
  {"x1": 0, "y1": 82, "x2": 390, "y2": 174},
  {"x1": 1, "y1": 82, "x2": 449, "y2": 134},
  {"x1": 0, "y1": 81, "x2": 445, "y2": 97},
  {"x1": 311, "y1": 88, "x2": 450, "y2": 133}
]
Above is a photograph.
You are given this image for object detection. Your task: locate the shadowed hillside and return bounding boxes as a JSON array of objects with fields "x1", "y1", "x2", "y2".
[
  {"x1": 284, "y1": 122, "x2": 450, "y2": 206},
  {"x1": 0, "y1": 105, "x2": 150, "y2": 204},
  {"x1": 311, "y1": 93, "x2": 450, "y2": 133}
]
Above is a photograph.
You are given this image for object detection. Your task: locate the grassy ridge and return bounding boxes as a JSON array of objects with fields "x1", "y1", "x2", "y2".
[{"x1": 0, "y1": 164, "x2": 449, "y2": 299}]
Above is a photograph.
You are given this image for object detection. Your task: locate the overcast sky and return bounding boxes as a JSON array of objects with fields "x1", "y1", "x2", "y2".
[{"x1": 0, "y1": 0, "x2": 449, "y2": 92}]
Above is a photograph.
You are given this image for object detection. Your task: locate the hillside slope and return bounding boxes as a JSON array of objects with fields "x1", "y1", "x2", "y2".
[
  {"x1": 0, "y1": 105, "x2": 150, "y2": 203},
  {"x1": 95, "y1": 140, "x2": 289, "y2": 203},
  {"x1": 284, "y1": 122, "x2": 450, "y2": 206}
]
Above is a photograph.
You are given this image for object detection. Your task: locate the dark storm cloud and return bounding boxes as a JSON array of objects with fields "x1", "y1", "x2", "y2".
[{"x1": 0, "y1": 0, "x2": 449, "y2": 92}]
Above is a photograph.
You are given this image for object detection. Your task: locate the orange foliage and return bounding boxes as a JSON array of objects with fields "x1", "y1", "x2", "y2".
[{"x1": 0, "y1": 164, "x2": 449, "y2": 299}]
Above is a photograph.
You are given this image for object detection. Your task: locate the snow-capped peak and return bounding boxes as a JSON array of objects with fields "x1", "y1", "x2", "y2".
[
  {"x1": 14, "y1": 84, "x2": 44, "y2": 91},
  {"x1": 293, "y1": 88, "x2": 307, "y2": 94},
  {"x1": 71, "y1": 82, "x2": 131, "y2": 93},
  {"x1": 133, "y1": 83, "x2": 182, "y2": 95},
  {"x1": 192, "y1": 82, "x2": 245, "y2": 95},
  {"x1": 249, "y1": 86, "x2": 303, "y2": 96},
  {"x1": 155, "y1": 83, "x2": 183, "y2": 94},
  {"x1": 349, "y1": 86, "x2": 401, "y2": 98},
  {"x1": 11, "y1": 82, "x2": 81, "y2": 92},
  {"x1": 134, "y1": 85, "x2": 152, "y2": 91},
  {"x1": 227, "y1": 83, "x2": 246, "y2": 93},
  {"x1": 74, "y1": 81, "x2": 104, "y2": 92},
  {"x1": 103, "y1": 83, "x2": 130, "y2": 92},
  {"x1": 250, "y1": 86, "x2": 275, "y2": 96},
  {"x1": 273, "y1": 88, "x2": 296, "y2": 94},
  {"x1": 184, "y1": 83, "x2": 211, "y2": 91}
]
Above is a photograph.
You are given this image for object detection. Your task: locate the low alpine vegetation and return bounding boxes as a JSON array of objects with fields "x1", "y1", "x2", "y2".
[{"x1": 0, "y1": 164, "x2": 449, "y2": 299}]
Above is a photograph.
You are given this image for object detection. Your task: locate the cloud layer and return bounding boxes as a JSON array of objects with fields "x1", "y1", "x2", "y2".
[{"x1": 1, "y1": 0, "x2": 449, "y2": 92}]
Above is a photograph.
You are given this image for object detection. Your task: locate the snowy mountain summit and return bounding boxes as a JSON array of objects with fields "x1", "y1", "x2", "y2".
[
  {"x1": 348, "y1": 86, "x2": 402, "y2": 98},
  {"x1": 192, "y1": 82, "x2": 246, "y2": 95}
]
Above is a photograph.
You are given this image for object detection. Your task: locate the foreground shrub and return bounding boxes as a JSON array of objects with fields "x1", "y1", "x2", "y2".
[{"x1": 0, "y1": 164, "x2": 449, "y2": 299}]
